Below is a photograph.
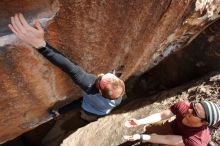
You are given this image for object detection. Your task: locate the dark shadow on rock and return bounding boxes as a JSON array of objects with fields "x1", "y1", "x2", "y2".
[{"x1": 58, "y1": 98, "x2": 82, "y2": 114}]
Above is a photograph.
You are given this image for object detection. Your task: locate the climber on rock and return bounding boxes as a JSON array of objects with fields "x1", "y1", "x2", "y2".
[
  {"x1": 8, "y1": 13, "x2": 125, "y2": 122},
  {"x1": 124, "y1": 100, "x2": 220, "y2": 146}
]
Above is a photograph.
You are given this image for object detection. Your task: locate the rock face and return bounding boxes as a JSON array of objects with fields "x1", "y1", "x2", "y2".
[
  {"x1": 150, "y1": 19, "x2": 220, "y2": 87},
  {"x1": 0, "y1": 0, "x2": 220, "y2": 144},
  {"x1": 61, "y1": 72, "x2": 220, "y2": 146},
  {"x1": 128, "y1": 18, "x2": 220, "y2": 98}
]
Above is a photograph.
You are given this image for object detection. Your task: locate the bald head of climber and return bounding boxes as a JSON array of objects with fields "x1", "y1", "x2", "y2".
[{"x1": 96, "y1": 73, "x2": 125, "y2": 100}]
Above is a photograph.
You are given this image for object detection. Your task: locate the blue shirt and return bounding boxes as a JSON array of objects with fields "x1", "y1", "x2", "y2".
[{"x1": 82, "y1": 92, "x2": 122, "y2": 116}]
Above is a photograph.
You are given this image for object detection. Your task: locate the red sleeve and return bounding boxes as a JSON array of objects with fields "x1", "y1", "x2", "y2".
[
  {"x1": 170, "y1": 101, "x2": 190, "y2": 116},
  {"x1": 183, "y1": 129, "x2": 210, "y2": 146},
  {"x1": 183, "y1": 137, "x2": 205, "y2": 146}
]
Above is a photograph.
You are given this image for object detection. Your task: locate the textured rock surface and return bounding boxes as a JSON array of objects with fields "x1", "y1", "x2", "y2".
[
  {"x1": 61, "y1": 72, "x2": 220, "y2": 146},
  {"x1": 152, "y1": 18, "x2": 220, "y2": 87},
  {"x1": 1, "y1": 0, "x2": 220, "y2": 144},
  {"x1": 128, "y1": 18, "x2": 220, "y2": 98},
  {"x1": 0, "y1": 0, "x2": 69, "y2": 144}
]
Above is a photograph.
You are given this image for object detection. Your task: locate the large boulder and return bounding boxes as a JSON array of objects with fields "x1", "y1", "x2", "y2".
[{"x1": 0, "y1": 0, "x2": 220, "y2": 144}]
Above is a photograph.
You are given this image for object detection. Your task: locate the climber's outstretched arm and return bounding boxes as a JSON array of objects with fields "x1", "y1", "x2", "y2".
[{"x1": 9, "y1": 13, "x2": 96, "y2": 92}]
